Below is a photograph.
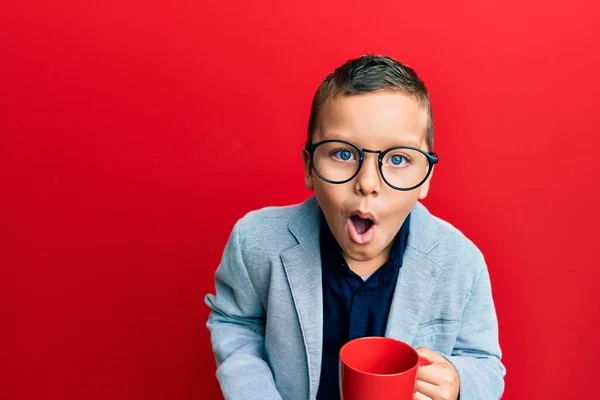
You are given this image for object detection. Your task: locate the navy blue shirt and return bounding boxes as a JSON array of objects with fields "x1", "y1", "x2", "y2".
[{"x1": 316, "y1": 213, "x2": 411, "y2": 400}]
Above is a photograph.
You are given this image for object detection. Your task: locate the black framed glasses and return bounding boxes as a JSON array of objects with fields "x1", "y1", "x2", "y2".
[{"x1": 304, "y1": 139, "x2": 439, "y2": 191}]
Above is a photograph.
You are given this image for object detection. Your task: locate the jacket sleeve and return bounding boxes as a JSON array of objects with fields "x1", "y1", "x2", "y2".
[
  {"x1": 205, "y1": 219, "x2": 283, "y2": 400},
  {"x1": 445, "y1": 256, "x2": 506, "y2": 400}
]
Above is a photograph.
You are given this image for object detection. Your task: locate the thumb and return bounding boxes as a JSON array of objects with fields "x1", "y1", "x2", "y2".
[{"x1": 416, "y1": 346, "x2": 444, "y2": 364}]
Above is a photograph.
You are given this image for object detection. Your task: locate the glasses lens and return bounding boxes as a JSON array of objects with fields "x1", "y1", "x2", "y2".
[
  {"x1": 381, "y1": 148, "x2": 431, "y2": 189},
  {"x1": 312, "y1": 141, "x2": 361, "y2": 182}
]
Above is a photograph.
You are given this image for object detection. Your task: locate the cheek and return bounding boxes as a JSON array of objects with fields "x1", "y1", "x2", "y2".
[
  {"x1": 313, "y1": 183, "x2": 350, "y2": 225},
  {"x1": 382, "y1": 191, "x2": 420, "y2": 221},
  {"x1": 313, "y1": 180, "x2": 346, "y2": 205}
]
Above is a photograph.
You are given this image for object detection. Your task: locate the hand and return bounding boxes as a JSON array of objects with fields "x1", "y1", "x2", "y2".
[{"x1": 414, "y1": 347, "x2": 460, "y2": 400}]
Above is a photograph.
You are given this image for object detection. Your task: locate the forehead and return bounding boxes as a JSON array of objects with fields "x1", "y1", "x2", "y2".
[{"x1": 314, "y1": 91, "x2": 428, "y2": 148}]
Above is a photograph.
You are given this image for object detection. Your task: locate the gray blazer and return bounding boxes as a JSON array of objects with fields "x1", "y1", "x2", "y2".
[{"x1": 206, "y1": 196, "x2": 505, "y2": 400}]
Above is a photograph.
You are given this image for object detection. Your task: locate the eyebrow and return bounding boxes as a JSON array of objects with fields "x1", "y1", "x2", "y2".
[
  {"x1": 319, "y1": 133, "x2": 423, "y2": 149},
  {"x1": 386, "y1": 140, "x2": 422, "y2": 148}
]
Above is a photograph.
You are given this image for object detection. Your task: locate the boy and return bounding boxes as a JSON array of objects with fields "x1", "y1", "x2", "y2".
[{"x1": 205, "y1": 55, "x2": 505, "y2": 400}]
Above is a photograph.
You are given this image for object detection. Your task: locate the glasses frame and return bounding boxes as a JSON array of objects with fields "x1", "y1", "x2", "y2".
[{"x1": 304, "y1": 139, "x2": 439, "y2": 191}]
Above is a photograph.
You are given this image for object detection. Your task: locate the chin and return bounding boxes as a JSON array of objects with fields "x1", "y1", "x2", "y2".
[{"x1": 343, "y1": 241, "x2": 380, "y2": 260}]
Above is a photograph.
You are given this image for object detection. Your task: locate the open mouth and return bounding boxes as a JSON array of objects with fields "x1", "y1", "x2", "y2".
[
  {"x1": 347, "y1": 212, "x2": 377, "y2": 244},
  {"x1": 350, "y1": 215, "x2": 374, "y2": 234}
]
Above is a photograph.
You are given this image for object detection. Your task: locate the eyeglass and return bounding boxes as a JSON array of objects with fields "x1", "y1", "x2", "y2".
[{"x1": 304, "y1": 139, "x2": 439, "y2": 191}]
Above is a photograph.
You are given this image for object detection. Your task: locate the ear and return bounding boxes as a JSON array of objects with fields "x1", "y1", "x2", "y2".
[
  {"x1": 417, "y1": 166, "x2": 434, "y2": 200},
  {"x1": 303, "y1": 149, "x2": 314, "y2": 191}
]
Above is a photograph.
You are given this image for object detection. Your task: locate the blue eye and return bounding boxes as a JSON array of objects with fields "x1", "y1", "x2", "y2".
[
  {"x1": 390, "y1": 154, "x2": 407, "y2": 166},
  {"x1": 333, "y1": 149, "x2": 355, "y2": 161}
]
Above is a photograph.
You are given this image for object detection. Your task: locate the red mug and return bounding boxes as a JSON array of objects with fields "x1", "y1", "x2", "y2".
[{"x1": 339, "y1": 336, "x2": 431, "y2": 400}]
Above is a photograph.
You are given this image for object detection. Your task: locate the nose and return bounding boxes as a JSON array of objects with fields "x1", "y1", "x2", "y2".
[{"x1": 354, "y1": 153, "x2": 381, "y2": 197}]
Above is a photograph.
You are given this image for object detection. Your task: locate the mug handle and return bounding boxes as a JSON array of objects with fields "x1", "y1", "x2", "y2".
[{"x1": 418, "y1": 355, "x2": 432, "y2": 367}]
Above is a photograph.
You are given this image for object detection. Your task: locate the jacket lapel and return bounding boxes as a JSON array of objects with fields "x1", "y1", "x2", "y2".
[
  {"x1": 385, "y1": 202, "x2": 442, "y2": 343},
  {"x1": 280, "y1": 196, "x2": 323, "y2": 400},
  {"x1": 385, "y1": 247, "x2": 441, "y2": 342}
]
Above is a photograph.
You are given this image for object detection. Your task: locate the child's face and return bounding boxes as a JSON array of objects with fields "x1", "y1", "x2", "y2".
[{"x1": 304, "y1": 92, "x2": 432, "y2": 264}]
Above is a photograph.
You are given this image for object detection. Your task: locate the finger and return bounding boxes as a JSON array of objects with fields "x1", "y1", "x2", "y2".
[
  {"x1": 416, "y1": 346, "x2": 446, "y2": 364},
  {"x1": 413, "y1": 391, "x2": 433, "y2": 400},
  {"x1": 416, "y1": 379, "x2": 438, "y2": 399},
  {"x1": 416, "y1": 363, "x2": 443, "y2": 385}
]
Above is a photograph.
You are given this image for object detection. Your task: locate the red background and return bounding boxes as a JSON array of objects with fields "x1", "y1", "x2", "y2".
[{"x1": 2, "y1": 1, "x2": 599, "y2": 399}]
